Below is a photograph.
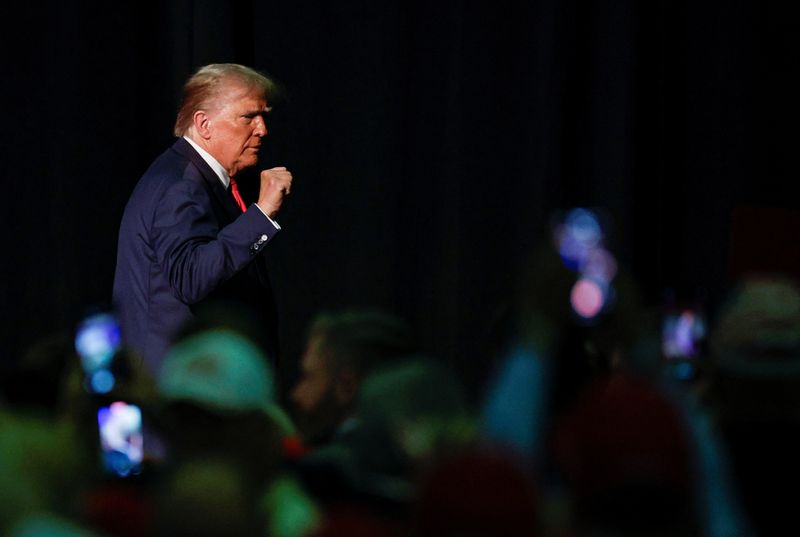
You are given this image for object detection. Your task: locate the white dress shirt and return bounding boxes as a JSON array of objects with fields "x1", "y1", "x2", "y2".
[{"x1": 183, "y1": 136, "x2": 280, "y2": 228}]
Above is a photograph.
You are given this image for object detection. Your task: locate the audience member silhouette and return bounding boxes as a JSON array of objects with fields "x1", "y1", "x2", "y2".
[
  {"x1": 5, "y1": 216, "x2": 778, "y2": 537},
  {"x1": 702, "y1": 273, "x2": 800, "y2": 537},
  {"x1": 552, "y1": 374, "x2": 699, "y2": 536},
  {"x1": 150, "y1": 329, "x2": 295, "y2": 534},
  {"x1": 296, "y1": 358, "x2": 474, "y2": 534},
  {"x1": 289, "y1": 309, "x2": 415, "y2": 448}
]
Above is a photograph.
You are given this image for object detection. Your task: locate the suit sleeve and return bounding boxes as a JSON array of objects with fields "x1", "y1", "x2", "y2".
[{"x1": 150, "y1": 177, "x2": 279, "y2": 305}]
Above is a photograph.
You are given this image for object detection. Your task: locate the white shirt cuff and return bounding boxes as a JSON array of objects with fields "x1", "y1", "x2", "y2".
[{"x1": 252, "y1": 204, "x2": 281, "y2": 230}]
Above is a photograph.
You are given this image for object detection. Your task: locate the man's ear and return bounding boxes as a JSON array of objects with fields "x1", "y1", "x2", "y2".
[
  {"x1": 192, "y1": 110, "x2": 212, "y2": 139},
  {"x1": 334, "y1": 369, "x2": 359, "y2": 405}
]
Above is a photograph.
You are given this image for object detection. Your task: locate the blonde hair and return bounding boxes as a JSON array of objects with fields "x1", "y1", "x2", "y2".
[{"x1": 173, "y1": 63, "x2": 275, "y2": 137}]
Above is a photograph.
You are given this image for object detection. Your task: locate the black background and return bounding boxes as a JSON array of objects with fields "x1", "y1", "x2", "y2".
[{"x1": 2, "y1": 1, "x2": 798, "y2": 396}]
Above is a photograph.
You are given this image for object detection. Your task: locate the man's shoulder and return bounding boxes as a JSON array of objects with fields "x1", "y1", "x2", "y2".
[
  {"x1": 117, "y1": 142, "x2": 215, "y2": 232},
  {"x1": 131, "y1": 140, "x2": 209, "y2": 199},
  {"x1": 145, "y1": 139, "x2": 201, "y2": 182}
]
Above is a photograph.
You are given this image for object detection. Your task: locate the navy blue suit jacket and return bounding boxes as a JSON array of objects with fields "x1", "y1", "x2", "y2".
[{"x1": 113, "y1": 138, "x2": 280, "y2": 373}]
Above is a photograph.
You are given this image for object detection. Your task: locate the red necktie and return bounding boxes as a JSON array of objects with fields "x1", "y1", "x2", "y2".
[{"x1": 230, "y1": 177, "x2": 247, "y2": 213}]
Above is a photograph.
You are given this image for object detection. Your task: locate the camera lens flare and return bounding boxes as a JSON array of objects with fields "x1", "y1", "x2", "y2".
[{"x1": 571, "y1": 278, "x2": 605, "y2": 319}]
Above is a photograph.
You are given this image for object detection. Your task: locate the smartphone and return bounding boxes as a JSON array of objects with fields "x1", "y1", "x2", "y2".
[
  {"x1": 97, "y1": 401, "x2": 144, "y2": 478},
  {"x1": 661, "y1": 307, "x2": 707, "y2": 380},
  {"x1": 75, "y1": 312, "x2": 122, "y2": 394}
]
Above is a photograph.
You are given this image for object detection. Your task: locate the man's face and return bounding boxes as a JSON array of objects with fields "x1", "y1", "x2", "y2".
[
  {"x1": 290, "y1": 336, "x2": 348, "y2": 445},
  {"x1": 205, "y1": 81, "x2": 269, "y2": 177}
]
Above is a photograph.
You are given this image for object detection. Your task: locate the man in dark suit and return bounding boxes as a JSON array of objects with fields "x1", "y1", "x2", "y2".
[{"x1": 113, "y1": 64, "x2": 293, "y2": 374}]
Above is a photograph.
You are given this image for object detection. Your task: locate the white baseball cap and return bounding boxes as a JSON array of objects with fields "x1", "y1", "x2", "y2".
[{"x1": 157, "y1": 330, "x2": 275, "y2": 413}]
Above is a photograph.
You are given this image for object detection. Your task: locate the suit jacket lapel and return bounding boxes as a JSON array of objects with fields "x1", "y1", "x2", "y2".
[
  {"x1": 171, "y1": 138, "x2": 270, "y2": 284},
  {"x1": 171, "y1": 138, "x2": 242, "y2": 222}
]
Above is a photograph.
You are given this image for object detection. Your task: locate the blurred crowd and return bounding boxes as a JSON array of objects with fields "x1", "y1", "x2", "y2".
[{"x1": 2, "y1": 209, "x2": 799, "y2": 537}]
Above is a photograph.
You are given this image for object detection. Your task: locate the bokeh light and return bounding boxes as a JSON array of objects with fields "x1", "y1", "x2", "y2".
[
  {"x1": 554, "y1": 208, "x2": 617, "y2": 321},
  {"x1": 556, "y1": 208, "x2": 604, "y2": 272},
  {"x1": 565, "y1": 208, "x2": 603, "y2": 245},
  {"x1": 583, "y1": 247, "x2": 618, "y2": 284},
  {"x1": 75, "y1": 313, "x2": 121, "y2": 373},
  {"x1": 90, "y1": 369, "x2": 116, "y2": 394},
  {"x1": 571, "y1": 278, "x2": 605, "y2": 319}
]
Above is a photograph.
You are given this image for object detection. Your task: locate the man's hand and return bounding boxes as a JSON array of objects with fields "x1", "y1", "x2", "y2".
[{"x1": 257, "y1": 167, "x2": 293, "y2": 218}]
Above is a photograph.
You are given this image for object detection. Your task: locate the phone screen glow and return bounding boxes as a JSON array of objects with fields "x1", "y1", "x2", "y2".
[{"x1": 98, "y1": 401, "x2": 143, "y2": 477}]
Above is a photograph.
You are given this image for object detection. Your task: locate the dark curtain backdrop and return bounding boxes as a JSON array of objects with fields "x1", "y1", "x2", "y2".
[{"x1": 2, "y1": 1, "x2": 797, "y2": 396}]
